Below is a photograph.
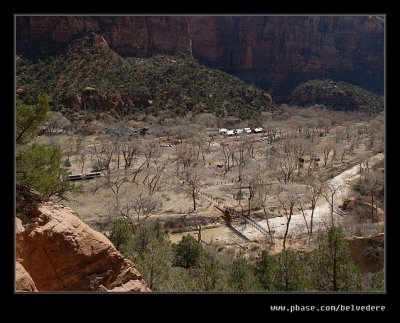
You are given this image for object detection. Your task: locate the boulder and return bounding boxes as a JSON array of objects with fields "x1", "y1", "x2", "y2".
[
  {"x1": 16, "y1": 198, "x2": 149, "y2": 292},
  {"x1": 15, "y1": 262, "x2": 37, "y2": 292}
]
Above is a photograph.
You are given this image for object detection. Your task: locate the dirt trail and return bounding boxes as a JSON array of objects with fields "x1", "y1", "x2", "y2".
[{"x1": 169, "y1": 153, "x2": 384, "y2": 247}]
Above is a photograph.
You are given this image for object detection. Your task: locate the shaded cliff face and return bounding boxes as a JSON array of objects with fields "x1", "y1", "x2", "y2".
[
  {"x1": 15, "y1": 187, "x2": 150, "y2": 292},
  {"x1": 16, "y1": 16, "x2": 192, "y2": 58},
  {"x1": 16, "y1": 16, "x2": 384, "y2": 102},
  {"x1": 191, "y1": 16, "x2": 384, "y2": 101}
]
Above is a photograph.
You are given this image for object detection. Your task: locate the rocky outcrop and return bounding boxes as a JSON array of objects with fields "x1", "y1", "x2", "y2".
[
  {"x1": 15, "y1": 191, "x2": 149, "y2": 292},
  {"x1": 15, "y1": 262, "x2": 37, "y2": 292},
  {"x1": 290, "y1": 79, "x2": 384, "y2": 111},
  {"x1": 347, "y1": 233, "x2": 384, "y2": 273},
  {"x1": 191, "y1": 16, "x2": 384, "y2": 100},
  {"x1": 16, "y1": 16, "x2": 192, "y2": 58}
]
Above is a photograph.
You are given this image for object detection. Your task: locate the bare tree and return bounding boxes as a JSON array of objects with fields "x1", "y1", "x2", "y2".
[
  {"x1": 143, "y1": 139, "x2": 161, "y2": 169},
  {"x1": 367, "y1": 114, "x2": 384, "y2": 153},
  {"x1": 322, "y1": 139, "x2": 335, "y2": 167},
  {"x1": 189, "y1": 131, "x2": 207, "y2": 166},
  {"x1": 244, "y1": 137, "x2": 256, "y2": 159},
  {"x1": 235, "y1": 139, "x2": 251, "y2": 184},
  {"x1": 297, "y1": 192, "x2": 310, "y2": 236},
  {"x1": 255, "y1": 181, "x2": 275, "y2": 243},
  {"x1": 219, "y1": 142, "x2": 234, "y2": 174},
  {"x1": 336, "y1": 143, "x2": 350, "y2": 164},
  {"x1": 175, "y1": 142, "x2": 197, "y2": 173},
  {"x1": 120, "y1": 140, "x2": 139, "y2": 169},
  {"x1": 183, "y1": 166, "x2": 202, "y2": 212},
  {"x1": 169, "y1": 115, "x2": 194, "y2": 143},
  {"x1": 322, "y1": 183, "x2": 342, "y2": 227},
  {"x1": 307, "y1": 177, "x2": 323, "y2": 239},
  {"x1": 242, "y1": 163, "x2": 262, "y2": 217},
  {"x1": 109, "y1": 187, "x2": 160, "y2": 230},
  {"x1": 44, "y1": 111, "x2": 71, "y2": 135},
  {"x1": 305, "y1": 142, "x2": 318, "y2": 176},
  {"x1": 277, "y1": 185, "x2": 301, "y2": 250},
  {"x1": 130, "y1": 190, "x2": 160, "y2": 228},
  {"x1": 334, "y1": 125, "x2": 346, "y2": 143},
  {"x1": 78, "y1": 149, "x2": 87, "y2": 173},
  {"x1": 142, "y1": 163, "x2": 166, "y2": 195},
  {"x1": 90, "y1": 138, "x2": 116, "y2": 175},
  {"x1": 362, "y1": 170, "x2": 384, "y2": 221},
  {"x1": 304, "y1": 119, "x2": 318, "y2": 143},
  {"x1": 274, "y1": 148, "x2": 298, "y2": 184}
]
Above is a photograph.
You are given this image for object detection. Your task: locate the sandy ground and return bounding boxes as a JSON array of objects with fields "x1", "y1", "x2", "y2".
[{"x1": 169, "y1": 153, "x2": 384, "y2": 252}]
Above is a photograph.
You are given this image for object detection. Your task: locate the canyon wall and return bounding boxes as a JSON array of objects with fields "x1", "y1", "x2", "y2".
[
  {"x1": 191, "y1": 16, "x2": 384, "y2": 100},
  {"x1": 16, "y1": 15, "x2": 384, "y2": 100},
  {"x1": 16, "y1": 16, "x2": 192, "y2": 57}
]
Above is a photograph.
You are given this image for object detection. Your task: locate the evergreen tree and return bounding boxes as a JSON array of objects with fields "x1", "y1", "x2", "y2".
[
  {"x1": 254, "y1": 250, "x2": 279, "y2": 291},
  {"x1": 135, "y1": 235, "x2": 172, "y2": 291},
  {"x1": 275, "y1": 249, "x2": 307, "y2": 291},
  {"x1": 192, "y1": 250, "x2": 221, "y2": 291},
  {"x1": 173, "y1": 234, "x2": 203, "y2": 269},
  {"x1": 226, "y1": 252, "x2": 257, "y2": 291},
  {"x1": 107, "y1": 219, "x2": 133, "y2": 253},
  {"x1": 16, "y1": 94, "x2": 75, "y2": 199},
  {"x1": 311, "y1": 227, "x2": 362, "y2": 291},
  {"x1": 129, "y1": 221, "x2": 173, "y2": 291},
  {"x1": 16, "y1": 94, "x2": 50, "y2": 145},
  {"x1": 369, "y1": 270, "x2": 385, "y2": 291}
]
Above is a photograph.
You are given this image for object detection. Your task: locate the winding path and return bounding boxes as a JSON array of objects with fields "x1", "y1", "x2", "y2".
[{"x1": 169, "y1": 153, "x2": 384, "y2": 245}]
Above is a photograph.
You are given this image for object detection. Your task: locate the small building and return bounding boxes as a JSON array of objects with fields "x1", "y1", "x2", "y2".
[
  {"x1": 85, "y1": 171, "x2": 101, "y2": 179},
  {"x1": 67, "y1": 174, "x2": 85, "y2": 181}
]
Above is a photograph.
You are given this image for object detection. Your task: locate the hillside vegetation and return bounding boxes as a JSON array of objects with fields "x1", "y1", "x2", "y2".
[
  {"x1": 16, "y1": 32, "x2": 276, "y2": 119},
  {"x1": 291, "y1": 79, "x2": 383, "y2": 112}
]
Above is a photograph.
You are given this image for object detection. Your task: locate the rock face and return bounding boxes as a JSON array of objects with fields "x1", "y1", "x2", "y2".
[
  {"x1": 16, "y1": 16, "x2": 192, "y2": 58},
  {"x1": 191, "y1": 16, "x2": 384, "y2": 100},
  {"x1": 16, "y1": 196, "x2": 149, "y2": 292},
  {"x1": 347, "y1": 233, "x2": 384, "y2": 273},
  {"x1": 16, "y1": 16, "x2": 383, "y2": 101},
  {"x1": 15, "y1": 262, "x2": 37, "y2": 292}
]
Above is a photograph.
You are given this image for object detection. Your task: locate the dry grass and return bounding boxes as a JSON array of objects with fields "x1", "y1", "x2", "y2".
[{"x1": 53, "y1": 116, "x2": 383, "y2": 257}]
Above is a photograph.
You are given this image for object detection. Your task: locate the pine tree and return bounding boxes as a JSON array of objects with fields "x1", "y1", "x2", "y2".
[
  {"x1": 16, "y1": 94, "x2": 75, "y2": 199},
  {"x1": 311, "y1": 227, "x2": 362, "y2": 291},
  {"x1": 226, "y1": 252, "x2": 257, "y2": 291},
  {"x1": 254, "y1": 250, "x2": 279, "y2": 291},
  {"x1": 107, "y1": 219, "x2": 134, "y2": 252},
  {"x1": 173, "y1": 234, "x2": 203, "y2": 269},
  {"x1": 275, "y1": 249, "x2": 307, "y2": 291},
  {"x1": 192, "y1": 251, "x2": 221, "y2": 291}
]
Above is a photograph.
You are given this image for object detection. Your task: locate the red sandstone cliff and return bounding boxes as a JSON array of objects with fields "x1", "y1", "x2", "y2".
[
  {"x1": 15, "y1": 187, "x2": 149, "y2": 292},
  {"x1": 191, "y1": 16, "x2": 384, "y2": 99},
  {"x1": 16, "y1": 15, "x2": 383, "y2": 99},
  {"x1": 16, "y1": 16, "x2": 192, "y2": 57}
]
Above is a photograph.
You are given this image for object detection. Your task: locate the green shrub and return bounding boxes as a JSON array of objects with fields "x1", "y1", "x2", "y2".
[{"x1": 173, "y1": 234, "x2": 203, "y2": 269}]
